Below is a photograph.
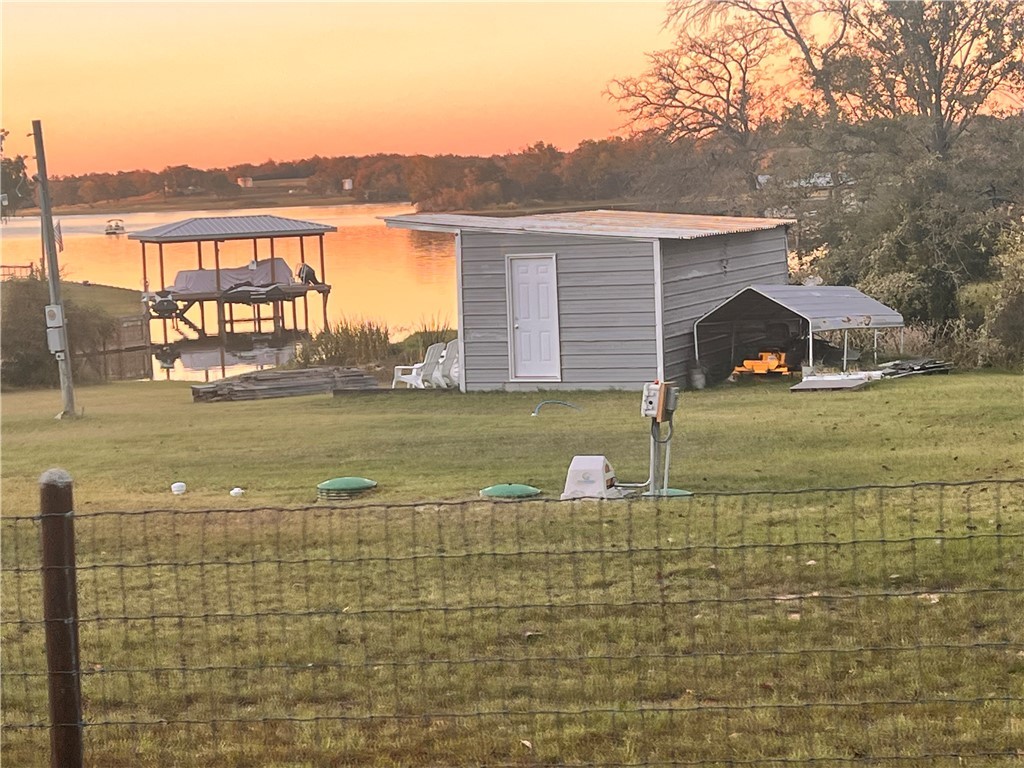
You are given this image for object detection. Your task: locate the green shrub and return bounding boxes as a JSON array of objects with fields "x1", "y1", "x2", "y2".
[
  {"x1": 983, "y1": 222, "x2": 1024, "y2": 366},
  {"x1": 1, "y1": 276, "x2": 119, "y2": 389}
]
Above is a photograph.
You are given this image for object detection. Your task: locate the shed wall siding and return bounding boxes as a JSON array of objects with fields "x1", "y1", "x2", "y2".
[
  {"x1": 460, "y1": 231, "x2": 657, "y2": 390},
  {"x1": 660, "y1": 229, "x2": 788, "y2": 383}
]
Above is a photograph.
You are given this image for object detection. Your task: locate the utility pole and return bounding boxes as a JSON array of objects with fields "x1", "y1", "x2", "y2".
[{"x1": 32, "y1": 119, "x2": 76, "y2": 419}]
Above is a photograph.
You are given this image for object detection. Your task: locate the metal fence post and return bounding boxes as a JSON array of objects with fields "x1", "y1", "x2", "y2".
[{"x1": 39, "y1": 468, "x2": 84, "y2": 768}]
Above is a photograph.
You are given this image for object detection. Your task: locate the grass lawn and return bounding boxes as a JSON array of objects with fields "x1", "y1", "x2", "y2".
[
  {"x1": 2, "y1": 372, "x2": 1022, "y2": 766},
  {"x1": 1, "y1": 371, "x2": 1020, "y2": 511},
  {"x1": 61, "y1": 282, "x2": 144, "y2": 317}
]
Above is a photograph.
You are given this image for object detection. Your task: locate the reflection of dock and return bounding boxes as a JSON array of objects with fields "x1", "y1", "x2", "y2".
[
  {"x1": 154, "y1": 331, "x2": 304, "y2": 373},
  {"x1": 130, "y1": 215, "x2": 338, "y2": 378}
]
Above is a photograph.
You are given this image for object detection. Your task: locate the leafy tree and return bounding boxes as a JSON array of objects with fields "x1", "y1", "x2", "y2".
[
  {"x1": 558, "y1": 138, "x2": 644, "y2": 201},
  {"x1": 501, "y1": 142, "x2": 564, "y2": 201},
  {"x1": 610, "y1": 21, "x2": 782, "y2": 194},
  {"x1": 207, "y1": 172, "x2": 242, "y2": 198},
  {"x1": 160, "y1": 165, "x2": 206, "y2": 195},
  {"x1": 1, "y1": 155, "x2": 31, "y2": 218},
  {"x1": 807, "y1": 113, "x2": 1021, "y2": 322},
  {"x1": 77, "y1": 178, "x2": 105, "y2": 205},
  {"x1": 839, "y1": 0, "x2": 1024, "y2": 158},
  {"x1": 666, "y1": 0, "x2": 855, "y2": 122},
  {"x1": 353, "y1": 155, "x2": 408, "y2": 202}
]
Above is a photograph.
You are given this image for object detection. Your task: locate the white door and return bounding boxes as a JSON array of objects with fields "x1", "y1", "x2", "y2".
[{"x1": 508, "y1": 255, "x2": 561, "y2": 379}]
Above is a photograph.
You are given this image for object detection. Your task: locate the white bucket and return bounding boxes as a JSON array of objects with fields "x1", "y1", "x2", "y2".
[{"x1": 689, "y1": 367, "x2": 706, "y2": 390}]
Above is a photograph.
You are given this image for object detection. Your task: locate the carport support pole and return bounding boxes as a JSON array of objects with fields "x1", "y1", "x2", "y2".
[
  {"x1": 39, "y1": 469, "x2": 84, "y2": 768},
  {"x1": 843, "y1": 330, "x2": 849, "y2": 373},
  {"x1": 874, "y1": 330, "x2": 878, "y2": 365}
]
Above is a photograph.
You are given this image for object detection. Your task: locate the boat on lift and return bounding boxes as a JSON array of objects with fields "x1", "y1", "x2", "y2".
[{"x1": 104, "y1": 218, "x2": 126, "y2": 235}]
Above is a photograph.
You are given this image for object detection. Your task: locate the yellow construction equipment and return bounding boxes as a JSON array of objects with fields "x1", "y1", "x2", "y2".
[{"x1": 731, "y1": 350, "x2": 795, "y2": 378}]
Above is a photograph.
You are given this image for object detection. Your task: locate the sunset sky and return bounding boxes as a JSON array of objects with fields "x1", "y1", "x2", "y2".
[{"x1": 2, "y1": 1, "x2": 672, "y2": 176}]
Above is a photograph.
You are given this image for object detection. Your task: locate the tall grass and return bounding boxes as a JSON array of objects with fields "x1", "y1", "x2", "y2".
[
  {"x1": 886, "y1": 321, "x2": 1021, "y2": 371},
  {"x1": 293, "y1": 318, "x2": 391, "y2": 368},
  {"x1": 291, "y1": 316, "x2": 456, "y2": 374},
  {"x1": 396, "y1": 314, "x2": 455, "y2": 360},
  {"x1": 818, "y1": 323, "x2": 1023, "y2": 372}
]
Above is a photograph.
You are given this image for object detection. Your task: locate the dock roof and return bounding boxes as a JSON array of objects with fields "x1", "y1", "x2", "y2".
[
  {"x1": 129, "y1": 214, "x2": 337, "y2": 244},
  {"x1": 384, "y1": 209, "x2": 793, "y2": 240}
]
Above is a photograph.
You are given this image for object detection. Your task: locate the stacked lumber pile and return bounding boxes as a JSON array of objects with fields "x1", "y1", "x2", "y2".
[{"x1": 192, "y1": 367, "x2": 379, "y2": 402}]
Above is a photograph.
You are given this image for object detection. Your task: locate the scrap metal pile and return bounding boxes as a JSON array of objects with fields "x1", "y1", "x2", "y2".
[{"x1": 879, "y1": 358, "x2": 954, "y2": 378}]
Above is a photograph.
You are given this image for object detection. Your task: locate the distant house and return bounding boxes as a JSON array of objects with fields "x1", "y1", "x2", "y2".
[
  {"x1": 236, "y1": 177, "x2": 254, "y2": 188},
  {"x1": 385, "y1": 210, "x2": 792, "y2": 392}
]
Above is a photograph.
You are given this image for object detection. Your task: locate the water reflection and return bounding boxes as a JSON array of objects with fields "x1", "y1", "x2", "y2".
[
  {"x1": 1, "y1": 203, "x2": 456, "y2": 381},
  {"x1": 153, "y1": 333, "x2": 299, "y2": 382}
]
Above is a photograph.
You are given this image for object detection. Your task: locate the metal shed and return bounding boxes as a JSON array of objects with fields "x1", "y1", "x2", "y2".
[
  {"x1": 693, "y1": 284, "x2": 905, "y2": 378},
  {"x1": 385, "y1": 210, "x2": 793, "y2": 392}
]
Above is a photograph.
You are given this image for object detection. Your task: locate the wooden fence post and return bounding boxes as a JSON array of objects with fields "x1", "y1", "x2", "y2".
[{"x1": 39, "y1": 468, "x2": 84, "y2": 768}]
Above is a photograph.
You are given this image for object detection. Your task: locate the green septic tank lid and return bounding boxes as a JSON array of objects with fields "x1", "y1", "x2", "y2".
[
  {"x1": 480, "y1": 483, "x2": 542, "y2": 499},
  {"x1": 641, "y1": 488, "x2": 693, "y2": 498},
  {"x1": 317, "y1": 476, "x2": 377, "y2": 500}
]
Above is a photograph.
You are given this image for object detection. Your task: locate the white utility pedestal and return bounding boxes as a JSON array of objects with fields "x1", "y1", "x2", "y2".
[{"x1": 560, "y1": 455, "x2": 630, "y2": 500}]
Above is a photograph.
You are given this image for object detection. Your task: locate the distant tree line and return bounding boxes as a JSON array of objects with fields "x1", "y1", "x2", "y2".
[{"x1": 1, "y1": 139, "x2": 649, "y2": 214}]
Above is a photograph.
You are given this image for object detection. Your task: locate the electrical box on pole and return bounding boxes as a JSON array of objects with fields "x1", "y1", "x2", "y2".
[{"x1": 32, "y1": 120, "x2": 77, "y2": 419}]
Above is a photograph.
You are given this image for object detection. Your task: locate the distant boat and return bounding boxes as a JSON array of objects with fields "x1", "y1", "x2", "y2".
[{"x1": 104, "y1": 219, "x2": 126, "y2": 235}]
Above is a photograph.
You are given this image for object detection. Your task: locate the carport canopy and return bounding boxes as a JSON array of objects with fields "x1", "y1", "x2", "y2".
[
  {"x1": 694, "y1": 284, "x2": 904, "y2": 370},
  {"x1": 697, "y1": 285, "x2": 903, "y2": 333}
]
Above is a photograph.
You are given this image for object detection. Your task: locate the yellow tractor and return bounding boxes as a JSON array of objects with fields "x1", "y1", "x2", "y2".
[{"x1": 730, "y1": 349, "x2": 795, "y2": 379}]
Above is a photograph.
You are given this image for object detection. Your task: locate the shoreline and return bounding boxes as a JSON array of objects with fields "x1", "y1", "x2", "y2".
[
  {"x1": 11, "y1": 192, "x2": 382, "y2": 218},
  {"x1": 11, "y1": 193, "x2": 647, "y2": 219}
]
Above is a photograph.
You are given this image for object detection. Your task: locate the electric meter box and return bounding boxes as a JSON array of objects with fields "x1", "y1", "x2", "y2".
[
  {"x1": 45, "y1": 304, "x2": 64, "y2": 328},
  {"x1": 561, "y1": 455, "x2": 630, "y2": 500},
  {"x1": 46, "y1": 326, "x2": 67, "y2": 354}
]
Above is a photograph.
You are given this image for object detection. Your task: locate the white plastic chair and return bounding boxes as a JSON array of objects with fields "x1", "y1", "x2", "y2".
[
  {"x1": 431, "y1": 339, "x2": 460, "y2": 388},
  {"x1": 392, "y1": 342, "x2": 445, "y2": 389}
]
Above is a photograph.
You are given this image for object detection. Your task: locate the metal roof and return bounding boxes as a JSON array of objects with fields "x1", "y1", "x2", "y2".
[
  {"x1": 129, "y1": 215, "x2": 337, "y2": 243},
  {"x1": 695, "y1": 284, "x2": 904, "y2": 332},
  {"x1": 384, "y1": 209, "x2": 793, "y2": 240}
]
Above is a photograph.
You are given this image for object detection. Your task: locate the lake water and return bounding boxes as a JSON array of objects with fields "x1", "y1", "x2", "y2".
[{"x1": 1, "y1": 203, "x2": 457, "y2": 379}]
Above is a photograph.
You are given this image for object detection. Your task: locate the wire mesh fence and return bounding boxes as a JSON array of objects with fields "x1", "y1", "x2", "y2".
[{"x1": 3, "y1": 480, "x2": 1022, "y2": 766}]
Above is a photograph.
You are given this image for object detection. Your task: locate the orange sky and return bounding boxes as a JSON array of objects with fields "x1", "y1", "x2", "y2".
[{"x1": 1, "y1": 1, "x2": 671, "y2": 176}]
